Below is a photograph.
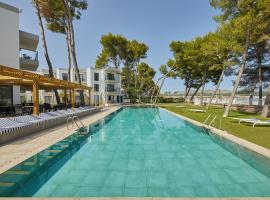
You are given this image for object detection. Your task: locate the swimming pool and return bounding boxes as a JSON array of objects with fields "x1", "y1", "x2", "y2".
[{"x1": 1, "y1": 107, "x2": 270, "y2": 197}]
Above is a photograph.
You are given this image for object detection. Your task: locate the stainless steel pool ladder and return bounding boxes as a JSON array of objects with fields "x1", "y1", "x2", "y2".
[
  {"x1": 203, "y1": 114, "x2": 212, "y2": 124},
  {"x1": 203, "y1": 114, "x2": 217, "y2": 127},
  {"x1": 67, "y1": 115, "x2": 85, "y2": 130},
  {"x1": 203, "y1": 114, "x2": 222, "y2": 129}
]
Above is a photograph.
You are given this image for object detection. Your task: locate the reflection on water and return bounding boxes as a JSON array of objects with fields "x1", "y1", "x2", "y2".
[{"x1": 0, "y1": 108, "x2": 123, "y2": 197}]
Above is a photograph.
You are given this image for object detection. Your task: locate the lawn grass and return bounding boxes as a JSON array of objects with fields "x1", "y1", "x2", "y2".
[{"x1": 159, "y1": 103, "x2": 270, "y2": 149}]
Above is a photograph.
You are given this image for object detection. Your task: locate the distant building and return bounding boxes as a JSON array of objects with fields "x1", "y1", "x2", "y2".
[
  {"x1": 0, "y1": 1, "x2": 39, "y2": 106},
  {"x1": 87, "y1": 67, "x2": 123, "y2": 105},
  {"x1": 28, "y1": 67, "x2": 124, "y2": 105}
]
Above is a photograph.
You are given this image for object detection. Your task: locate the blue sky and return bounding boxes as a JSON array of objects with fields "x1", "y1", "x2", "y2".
[{"x1": 3, "y1": 0, "x2": 234, "y2": 92}]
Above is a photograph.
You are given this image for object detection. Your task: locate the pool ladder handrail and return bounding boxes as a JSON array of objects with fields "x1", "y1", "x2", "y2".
[
  {"x1": 67, "y1": 115, "x2": 85, "y2": 130},
  {"x1": 203, "y1": 114, "x2": 222, "y2": 130},
  {"x1": 203, "y1": 114, "x2": 212, "y2": 124}
]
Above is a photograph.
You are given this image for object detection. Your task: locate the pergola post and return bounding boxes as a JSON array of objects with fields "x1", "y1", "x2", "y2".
[
  {"x1": 32, "y1": 80, "x2": 39, "y2": 115},
  {"x1": 64, "y1": 89, "x2": 67, "y2": 105},
  {"x1": 71, "y1": 88, "x2": 75, "y2": 108},
  {"x1": 88, "y1": 89, "x2": 91, "y2": 106}
]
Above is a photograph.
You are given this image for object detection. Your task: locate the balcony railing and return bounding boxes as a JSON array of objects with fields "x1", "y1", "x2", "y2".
[
  {"x1": 19, "y1": 49, "x2": 39, "y2": 71},
  {"x1": 105, "y1": 75, "x2": 119, "y2": 82},
  {"x1": 105, "y1": 87, "x2": 121, "y2": 93},
  {"x1": 20, "y1": 49, "x2": 38, "y2": 61}
]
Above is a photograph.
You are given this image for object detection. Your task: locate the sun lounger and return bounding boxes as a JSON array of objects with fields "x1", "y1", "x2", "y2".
[
  {"x1": 188, "y1": 109, "x2": 206, "y2": 113},
  {"x1": 252, "y1": 120, "x2": 270, "y2": 127},
  {"x1": 14, "y1": 115, "x2": 51, "y2": 129},
  {"x1": 14, "y1": 115, "x2": 44, "y2": 123},
  {"x1": 0, "y1": 118, "x2": 29, "y2": 129},
  {"x1": 0, "y1": 118, "x2": 33, "y2": 136},
  {"x1": 176, "y1": 105, "x2": 186, "y2": 108},
  {"x1": 230, "y1": 118, "x2": 259, "y2": 124},
  {"x1": 0, "y1": 106, "x2": 101, "y2": 144}
]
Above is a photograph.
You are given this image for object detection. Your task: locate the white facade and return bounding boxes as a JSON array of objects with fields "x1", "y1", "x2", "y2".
[
  {"x1": 35, "y1": 67, "x2": 123, "y2": 105},
  {"x1": 0, "y1": 2, "x2": 39, "y2": 106},
  {"x1": 0, "y1": 2, "x2": 20, "y2": 105},
  {"x1": 87, "y1": 67, "x2": 123, "y2": 105}
]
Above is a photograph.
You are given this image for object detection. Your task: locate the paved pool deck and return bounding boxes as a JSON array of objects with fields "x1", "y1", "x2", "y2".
[{"x1": 0, "y1": 106, "x2": 120, "y2": 174}]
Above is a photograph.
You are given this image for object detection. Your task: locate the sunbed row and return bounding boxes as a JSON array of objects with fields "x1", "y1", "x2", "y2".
[{"x1": 0, "y1": 107, "x2": 100, "y2": 144}]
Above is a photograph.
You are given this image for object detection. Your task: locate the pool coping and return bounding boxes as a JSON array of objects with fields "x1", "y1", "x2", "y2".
[
  {"x1": 0, "y1": 106, "x2": 121, "y2": 174},
  {"x1": 160, "y1": 107, "x2": 270, "y2": 159}
]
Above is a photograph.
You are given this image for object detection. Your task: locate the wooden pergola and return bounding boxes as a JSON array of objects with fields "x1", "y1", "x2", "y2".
[{"x1": 0, "y1": 65, "x2": 92, "y2": 115}]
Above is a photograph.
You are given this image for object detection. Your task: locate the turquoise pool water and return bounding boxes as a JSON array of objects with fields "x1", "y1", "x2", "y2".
[{"x1": 1, "y1": 107, "x2": 270, "y2": 197}]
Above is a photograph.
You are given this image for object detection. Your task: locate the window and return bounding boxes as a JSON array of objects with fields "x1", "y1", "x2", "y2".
[
  {"x1": 80, "y1": 74, "x2": 85, "y2": 82},
  {"x1": 106, "y1": 84, "x2": 114, "y2": 92},
  {"x1": 44, "y1": 96, "x2": 52, "y2": 104},
  {"x1": 94, "y1": 73, "x2": 99, "y2": 81},
  {"x1": 94, "y1": 95, "x2": 99, "y2": 105},
  {"x1": 20, "y1": 96, "x2": 26, "y2": 104},
  {"x1": 0, "y1": 86, "x2": 12, "y2": 106},
  {"x1": 107, "y1": 73, "x2": 115, "y2": 80},
  {"x1": 94, "y1": 84, "x2": 99, "y2": 92},
  {"x1": 62, "y1": 73, "x2": 68, "y2": 81}
]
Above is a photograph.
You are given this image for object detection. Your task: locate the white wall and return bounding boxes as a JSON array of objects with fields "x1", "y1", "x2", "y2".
[{"x1": 0, "y1": 3, "x2": 20, "y2": 104}]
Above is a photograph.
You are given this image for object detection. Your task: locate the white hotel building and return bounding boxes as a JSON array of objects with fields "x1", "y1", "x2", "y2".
[{"x1": 37, "y1": 67, "x2": 124, "y2": 106}]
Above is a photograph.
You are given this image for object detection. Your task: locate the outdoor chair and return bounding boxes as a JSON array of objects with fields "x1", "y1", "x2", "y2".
[
  {"x1": 14, "y1": 105, "x2": 24, "y2": 116},
  {"x1": 43, "y1": 103, "x2": 52, "y2": 112},
  {"x1": 0, "y1": 107, "x2": 7, "y2": 117}
]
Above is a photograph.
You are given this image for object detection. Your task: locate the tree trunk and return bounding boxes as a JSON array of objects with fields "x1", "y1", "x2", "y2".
[
  {"x1": 189, "y1": 85, "x2": 202, "y2": 103},
  {"x1": 258, "y1": 65, "x2": 263, "y2": 106},
  {"x1": 223, "y1": 34, "x2": 249, "y2": 117},
  {"x1": 207, "y1": 69, "x2": 225, "y2": 110},
  {"x1": 34, "y1": 0, "x2": 61, "y2": 105},
  {"x1": 261, "y1": 82, "x2": 270, "y2": 118},
  {"x1": 65, "y1": 28, "x2": 72, "y2": 103},
  {"x1": 150, "y1": 86, "x2": 157, "y2": 104},
  {"x1": 62, "y1": 0, "x2": 85, "y2": 105},
  {"x1": 249, "y1": 82, "x2": 257, "y2": 105},
  {"x1": 153, "y1": 69, "x2": 174, "y2": 104},
  {"x1": 150, "y1": 76, "x2": 163, "y2": 103},
  {"x1": 138, "y1": 80, "x2": 145, "y2": 104},
  {"x1": 184, "y1": 86, "x2": 191, "y2": 102},
  {"x1": 154, "y1": 77, "x2": 166, "y2": 104},
  {"x1": 199, "y1": 68, "x2": 207, "y2": 106}
]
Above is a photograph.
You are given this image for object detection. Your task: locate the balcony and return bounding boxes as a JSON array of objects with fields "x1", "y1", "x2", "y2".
[
  {"x1": 105, "y1": 87, "x2": 121, "y2": 93},
  {"x1": 19, "y1": 30, "x2": 39, "y2": 51},
  {"x1": 19, "y1": 50, "x2": 39, "y2": 71},
  {"x1": 105, "y1": 74, "x2": 120, "y2": 82}
]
